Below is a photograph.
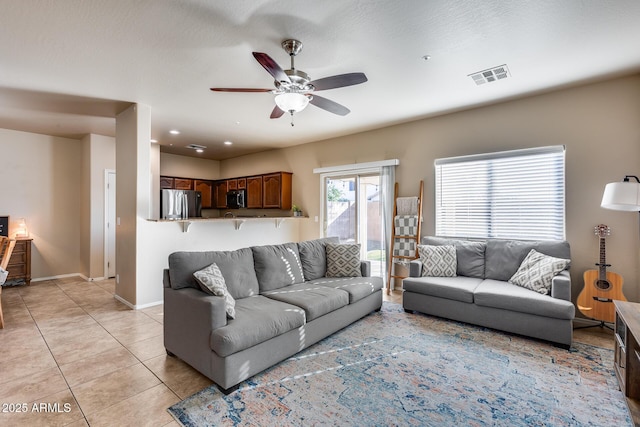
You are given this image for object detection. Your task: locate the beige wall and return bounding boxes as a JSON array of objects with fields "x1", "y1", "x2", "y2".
[
  {"x1": 160, "y1": 152, "x2": 220, "y2": 180},
  {"x1": 0, "y1": 128, "x2": 83, "y2": 278},
  {"x1": 80, "y1": 134, "x2": 116, "y2": 279},
  {"x1": 220, "y1": 75, "x2": 640, "y2": 304}
]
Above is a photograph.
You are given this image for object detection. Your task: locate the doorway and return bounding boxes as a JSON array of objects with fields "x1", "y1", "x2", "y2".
[
  {"x1": 104, "y1": 170, "x2": 116, "y2": 278},
  {"x1": 323, "y1": 174, "x2": 385, "y2": 277}
]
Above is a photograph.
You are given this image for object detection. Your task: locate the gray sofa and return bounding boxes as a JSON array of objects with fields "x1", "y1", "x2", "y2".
[
  {"x1": 163, "y1": 237, "x2": 383, "y2": 392},
  {"x1": 403, "y1": 237, "x2": 575, "y2": 348}
]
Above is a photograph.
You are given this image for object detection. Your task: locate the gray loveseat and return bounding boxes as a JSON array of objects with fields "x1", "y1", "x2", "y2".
[
  {"x1": 403, "y1": 237, "x2": 575, "y2": 348},
  {"x1": 163, "y1": 237, "x2": 383, "y2": 392}
]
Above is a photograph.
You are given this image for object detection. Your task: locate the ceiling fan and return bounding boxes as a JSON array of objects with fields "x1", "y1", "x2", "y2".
[{"x1": 210, "y1": 39, "x2": 367, "y2": 125}]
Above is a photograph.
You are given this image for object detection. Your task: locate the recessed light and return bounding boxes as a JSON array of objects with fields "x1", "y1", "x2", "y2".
[
  {"x1": 224, "y1": 141, "x2": 233, "y2": 146},
  {"x1": 196, "y1": 149, "x2": 204, "y2": 153},
  {"x1": 150, "y1": 139, "x2": 158, "y2": 143},
  {"x1": 169, "y1": 129, "x2": 180, "y2": 135},
  {"x1": 421, "y1": 55, "x2": 431, "y2": 61}
]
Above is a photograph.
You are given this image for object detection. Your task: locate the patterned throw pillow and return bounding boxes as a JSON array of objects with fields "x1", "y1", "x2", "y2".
[
  {"x1": 193, "y1": 263, "x2": 236, "y2": 319},
  {"x1": 508, "y1": 249, "x2": 570, "y2": 295},
  {"x1": 326, "y1": 243, "x2": 362, "y2": 278},
  {"x1": 418, "y1": 245, "x2": 457, "y2": 277}
]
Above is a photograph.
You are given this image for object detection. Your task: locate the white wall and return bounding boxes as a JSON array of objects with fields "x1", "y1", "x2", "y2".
[{"x1": 160, "y1": 152, "x2": 220, "y2": 179}]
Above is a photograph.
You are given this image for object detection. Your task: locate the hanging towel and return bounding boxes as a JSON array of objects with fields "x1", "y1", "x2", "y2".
[
  {"x1": 396, "y1": 196, "x2": 418, "y2": 215},
  {"x1": 394, "y1": 215, "x2": 418, "y2": 236}
]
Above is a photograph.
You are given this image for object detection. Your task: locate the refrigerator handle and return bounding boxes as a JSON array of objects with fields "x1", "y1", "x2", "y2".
[{"x1": 183, "y1": 192, "x2": 189, "y2": 219}]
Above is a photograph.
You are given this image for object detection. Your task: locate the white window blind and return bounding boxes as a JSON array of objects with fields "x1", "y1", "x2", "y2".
[{"x1": 435, "y1": 146, "x2": 565, "y2": 240}]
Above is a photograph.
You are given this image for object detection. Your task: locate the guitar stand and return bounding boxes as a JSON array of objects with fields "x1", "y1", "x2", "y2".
[{"x1": 574, "y1": 320, "x2": 614, "y2": 331}]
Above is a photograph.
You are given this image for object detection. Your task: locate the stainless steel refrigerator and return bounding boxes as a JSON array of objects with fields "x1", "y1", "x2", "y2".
[{"x1": 161, "y1": 189, "x2": 202, "y2": 220}]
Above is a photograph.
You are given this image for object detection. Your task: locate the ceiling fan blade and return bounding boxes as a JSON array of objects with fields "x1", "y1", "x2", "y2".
[
  {"x1": 309, "y1": 95, "x2": 350, "y2": 116},
  {"x1": 252, "y1": 52, "x2": 291, "y2": 84},
  {"x1": 210, "y1": 88, "x2": 272, "y2": 92},
  {"x1": 309, "y1": 73, "x2": 368, "y2": 91},
  {"x1": 270, "y1": 105, "x2": 285, "y2": 119}
]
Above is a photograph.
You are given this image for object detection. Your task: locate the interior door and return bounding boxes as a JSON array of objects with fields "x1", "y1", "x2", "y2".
[{"x1": 106, "y1": 171, "x2": 116, "y2": 278}]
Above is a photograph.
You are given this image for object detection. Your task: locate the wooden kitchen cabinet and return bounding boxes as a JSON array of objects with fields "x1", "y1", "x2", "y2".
[
  {"x1": 5, "y1": 237, "x2": 32, "y2": 286},
  {"x1": 227, "y1": 179, "x2": 238, "y2": 191},
  {"x1": 194, "y1": 179, "x2": 213, "y2": 209},
  {"x1": 214, "y1": 180, "x2": 228, "y2": 208},
  {"x1": 174, "y1": 178, "x2": 193, "y2": 190},
  {"x1": 160, "y1": 176, "x2": 174, "y2": 189},
  {"x1": 246, "y1": 176, "x2": 263, "y2": 208},
  {"x1": 262, "y1": 172, "x2": 292, "y2": 210},
  {"x1": 237, "y1": 178, "x2": 246, "y2": 189}
]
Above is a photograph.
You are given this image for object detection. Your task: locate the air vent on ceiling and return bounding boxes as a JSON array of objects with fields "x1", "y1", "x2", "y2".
[
  {"x1": 469, "y1": 64, "x2": 510, "y2": 85},
  {"x1": 186, "y1": 144, "x2": 207, "y2": 150}
]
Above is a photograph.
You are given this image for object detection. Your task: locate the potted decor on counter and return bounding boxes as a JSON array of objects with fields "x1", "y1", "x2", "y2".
[{"x1": 292, "y1": 205, "x2": 303, "y2": 217}]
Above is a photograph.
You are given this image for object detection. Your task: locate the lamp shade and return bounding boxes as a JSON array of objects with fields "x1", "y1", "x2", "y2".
[
  {"x1": 601, "y1": 181, "x2": 640, "y2": 211},
  {"x1": 275, "y1": 93, "x2": 309, "y2": 113}
]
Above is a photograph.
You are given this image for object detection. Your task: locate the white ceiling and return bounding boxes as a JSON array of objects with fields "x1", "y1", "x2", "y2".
[{"x1": 1, "y1": 0, "x2": 639, "y2": 160}]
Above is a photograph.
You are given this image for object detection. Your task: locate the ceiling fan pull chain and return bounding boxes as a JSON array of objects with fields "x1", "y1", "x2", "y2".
[{"x1": 290, "y1": 111, "x2": 295, "y2": 126}]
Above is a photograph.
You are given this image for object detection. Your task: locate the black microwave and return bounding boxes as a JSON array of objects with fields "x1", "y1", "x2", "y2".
[{"x1": 226, "y1": 189, "x2": 245, "y2": 209}]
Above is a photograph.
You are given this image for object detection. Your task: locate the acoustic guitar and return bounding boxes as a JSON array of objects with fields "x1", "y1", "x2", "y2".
[{"x1": 577, "y1": 224, "x2": 626, "y2": 323}]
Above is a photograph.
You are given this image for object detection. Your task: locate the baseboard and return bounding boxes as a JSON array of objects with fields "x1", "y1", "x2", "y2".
[
  {"x1": 31, "y1": 273, "x2": 109, "y2": 283},
  {"x1": 114, "y1": 294, "x2": 163, "y2": 310}
]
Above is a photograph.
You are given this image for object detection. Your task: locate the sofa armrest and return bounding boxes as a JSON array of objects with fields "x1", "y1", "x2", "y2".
[
  {"x1": 165, "y1": 287, "x2": 227, "y2": 332},
  {"x1": 409, "y1": 260, "x2": 422, "y2": 277},
  {"x1": 360, "y1": 260, "x2": 371, "y2": 277},
  {"x1": 551, "y1": 270, "x2": 571, "y2": 302}
]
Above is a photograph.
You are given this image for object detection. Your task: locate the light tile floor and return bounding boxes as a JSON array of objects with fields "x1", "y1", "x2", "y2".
[{"x1": 0, "y1": 278, "x2": 613, "y2": 426}]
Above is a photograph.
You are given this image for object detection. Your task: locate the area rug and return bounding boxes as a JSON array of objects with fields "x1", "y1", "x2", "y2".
[{"x1": 168, "y1": 302, "x2": 631, "y2": 426}]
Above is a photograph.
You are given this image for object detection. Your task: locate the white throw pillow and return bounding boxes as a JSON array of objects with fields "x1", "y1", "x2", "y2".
[
  {"x1": 418, "y1": 245, "x2": 457, "y2": 277},
  {"x1": 509, "y1": 249, "x2": 570, "y2": 295},
  {"x1": 193, "y1": 263, "x2": 236, "y2": 319},
  {"x1": 326, "y1": 243, "x2": 362, "y2": 277}
]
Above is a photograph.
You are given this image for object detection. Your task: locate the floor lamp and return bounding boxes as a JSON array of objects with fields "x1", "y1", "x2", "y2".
[{"x1": 601, "y1": 175, "x2": 640, "y2": 236}]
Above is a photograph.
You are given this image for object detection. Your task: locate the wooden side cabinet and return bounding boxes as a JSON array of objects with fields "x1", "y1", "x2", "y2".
[
  {"x1": 614, "y1": 300, "x2": 640, "y2": 425},
  {"x1": 213, "y1": 180, "x2": 228, "y2": 208},
  {"x1": 5, "y1": 237, "x2": 32, "y2": 286}
]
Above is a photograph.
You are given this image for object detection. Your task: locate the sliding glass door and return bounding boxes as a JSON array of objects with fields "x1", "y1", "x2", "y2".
[{"x1": 323, "y1": 174, "x2": 385, "y2": 277}]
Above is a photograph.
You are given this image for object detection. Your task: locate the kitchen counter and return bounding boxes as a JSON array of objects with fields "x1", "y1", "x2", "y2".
[{"x1": 148, "y1": 215, "x2": 307, "y2": 232}]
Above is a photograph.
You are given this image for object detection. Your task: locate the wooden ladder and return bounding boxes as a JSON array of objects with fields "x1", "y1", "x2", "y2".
[{"x1": 387, "y1": 181, "x2": 423, "y2": 294}]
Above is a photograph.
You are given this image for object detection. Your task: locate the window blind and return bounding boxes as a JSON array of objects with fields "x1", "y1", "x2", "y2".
[{"x1": 435, "y1": 146, "x2": 565, "y2": 240}]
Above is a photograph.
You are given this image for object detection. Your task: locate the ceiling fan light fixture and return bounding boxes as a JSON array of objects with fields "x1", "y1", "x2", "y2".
[{"x1": 275, "y1": 92, "x2": 309, "y2": 113}]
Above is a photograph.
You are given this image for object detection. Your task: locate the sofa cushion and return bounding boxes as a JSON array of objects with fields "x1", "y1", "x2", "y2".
[
  {"x1": 402, "y1": 276, "x2": 483, "y2": 303},
  {"x1": 210, "y1": 296, "x2": 305, "y2": 357},
  {"x1": 168, "y1": 248, "x2": 259, "y2": 299},
  {"x1": 474, "y1": 279, "x2": 575, "y2": 320},
  {"x1": 326, "y1": 243, "x2": 362, "y2": 277},
  {"x1": 262, "y1": 283, "x2": 349, "y2": 321},
  {"x1": 252, "y1": 243, "x2": 305, "y2": 292},
  {"x1": 193, "y1": 263, "x2": 236, "y2": 319},
  {"x1": 509, "y1": 249, "x2": 570, "y2": 295},
  {"x1": 308, "y1": 276, "x2": 384, "y2": 304},
  {"x1": 418, "y1": 245, "x2": 457, "y2": 277},
  {"x1": 297, "y1": 237, "x2": 339, "y2": 281},
  {"x1": 423, "y1": 237, "x2": 486, "y2": 278},
  {"x1": 484, "y1": 239, "x2": 571, "y2": 282}
]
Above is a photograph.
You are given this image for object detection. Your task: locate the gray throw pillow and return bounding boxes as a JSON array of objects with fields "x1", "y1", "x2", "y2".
[
  {"x1": 326, "y1": 243, "x2": 362, "y2": 277},
  {"x1": 252, "y1": 242, "x2": 305, "y2": 292},
  {"x1": 423, "y1": 236, "x2": 486, "y2": 278},
  {"x1": 193, "y1": 263, "x2": 236, "y2": 319},
  {"x1": 297, "y1": 237, "x2": 340, "y2": 280},
  {"x1": 508, "y1": 249, "x2": 570, "y2": 295},
  {"x1": 418, "y1": 245, "x2": 457, "y2": 277}
]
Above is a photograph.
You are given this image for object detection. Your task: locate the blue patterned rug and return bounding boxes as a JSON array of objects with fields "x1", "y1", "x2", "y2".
[{"x1": 168, "y1": 302, "x2": 631, "y2": 426}]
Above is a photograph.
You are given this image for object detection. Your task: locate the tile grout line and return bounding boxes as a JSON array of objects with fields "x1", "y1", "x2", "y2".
[{"x1": 16, "y1": 279, "x2": 90, "y2": 426}]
